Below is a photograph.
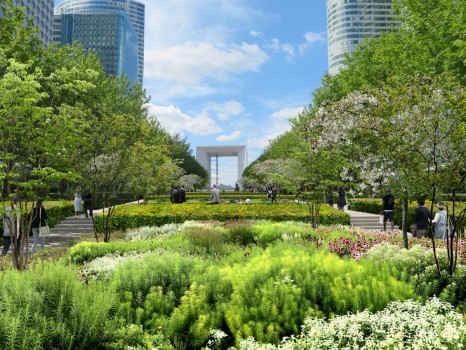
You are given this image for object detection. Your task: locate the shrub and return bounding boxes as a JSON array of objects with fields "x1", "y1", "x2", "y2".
[
  {"x1": 0, "y1": 262, "x2": 115, "y2": 350},
  {"x1": 238, "y1": 298, "x2": 466, "y2": 349},
  {"x1": 93, "y1": 203, "x2": 350, "y2": 233}
]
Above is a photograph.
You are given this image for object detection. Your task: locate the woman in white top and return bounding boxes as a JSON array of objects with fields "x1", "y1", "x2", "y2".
[
  {"x1": 74, "y1": 186, "x2": 82, "y2": 216},
  {"x1": 432, "y1": 202, "x2": 448, "y2": 239}
]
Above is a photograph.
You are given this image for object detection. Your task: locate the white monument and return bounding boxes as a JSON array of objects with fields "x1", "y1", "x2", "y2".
[{"x1": 196, "y1": 145, "x2": 247, "y2": 187}]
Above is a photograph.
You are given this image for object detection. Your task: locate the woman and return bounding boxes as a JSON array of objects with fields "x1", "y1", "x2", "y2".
[
  {"x1": 29, "y1": 200, "x2": 47, "y2": 253},
  {"x1": 74, "y1": 186, "x2": 82, "y2": 216},
  {"x1": 337, "y1": 187, "x2": 347, "y2": 211},
  {"x1": 2, "y1": 198, "x2": 20, "y2": 256},
  {"x1": 432, "y1": 202, "x2": 448, "y2": 239}
]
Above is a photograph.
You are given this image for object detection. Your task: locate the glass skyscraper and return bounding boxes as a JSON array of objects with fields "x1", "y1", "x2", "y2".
[
  {"x1": 327, "y1": 0, "x2": 398, "y2": 74},
  {"x1": 0, "y1": 0, "x2": 54, "y2": 45},
  {"x1": 53, "y1": 0, "x2": 144, "y2": 84}
]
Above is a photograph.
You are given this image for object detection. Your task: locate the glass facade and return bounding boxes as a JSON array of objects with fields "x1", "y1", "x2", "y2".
[
  {"x1": 0, "y1": 0, "x2": 54, "y2": 45},
  {"x1": 54, "y1": 0, "x2": 144, "y2": 84},
  {"x1": 327, "y1": 0, "x2": 399, "y2": 74}
]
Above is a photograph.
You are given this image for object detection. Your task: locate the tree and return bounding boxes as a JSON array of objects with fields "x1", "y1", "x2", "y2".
[{"x1": 307, "y1": 78, "x2": 466, "y2": 257}]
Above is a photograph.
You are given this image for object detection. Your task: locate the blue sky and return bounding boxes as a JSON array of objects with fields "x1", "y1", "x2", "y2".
[{"x1": 142, "y1": 0, "x2": 328, "y2": 186}]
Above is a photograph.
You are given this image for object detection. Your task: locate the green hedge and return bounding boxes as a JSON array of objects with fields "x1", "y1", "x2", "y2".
[
  {"x1": 0, "y1": 201, "x2": 74, "y2": 233},
  {"x1": 94, "y1": 203, "x2": 350, "y2": 233}
]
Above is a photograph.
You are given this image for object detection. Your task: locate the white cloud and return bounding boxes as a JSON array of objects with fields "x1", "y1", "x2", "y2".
[
  {"x1": 271, "y1": 106, "x2": 304, "y2": 120},
  {"x1": 265, "y1": 38, "x2": 296, "y2": 60},
  {"x1": 216, "y1": 131, "x2": 242, "y2": 142},
  {"x1": 204, "y1": 100, "x2": 245, "y2": 120},
  {"x1": 298, "y1": 31, "x2": 326, "y2": 55},
  {"x1": 149, "y1": 103, "x2": 222, "y2": 136},
  {"x1": 246, "y1": 106, "x2": 303, "y2": 148},
  {"x1": 250, "y1": 30, "x2": 264, "y2": 38},
  {"x1": 145, "y1": 42, "x2": 268, "y2": 84}
]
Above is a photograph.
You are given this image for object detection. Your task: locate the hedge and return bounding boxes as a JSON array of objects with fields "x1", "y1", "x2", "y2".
[
  {"x1": 0, "y1": 201, "x2": 74, "y2": 233},
  {"x1": 94, "y1": 203, "x2": 350, "y2": 233}
]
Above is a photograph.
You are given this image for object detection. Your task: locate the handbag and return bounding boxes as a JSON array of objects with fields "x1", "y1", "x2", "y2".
[
  {"x1": 38, "y1": 208, "x2": 50, "y2": 237},
  {"x1": 378, "y1": 215, "x2": 384, "y2": 224}
]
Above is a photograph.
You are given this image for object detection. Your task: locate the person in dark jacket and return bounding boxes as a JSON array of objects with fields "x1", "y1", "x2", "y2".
[
  {"x1": 83, "y1": 192, "x2": 93, "y2": 218},
  {"x1": 414, "y1": 199, "x2": 430, "y2": 238},
  {"x1": 28, "y1": 199, "x2": 47, "y2": 253},
  {"x1": 179, "y1": 186, "x2": 186, "y2": 203}
]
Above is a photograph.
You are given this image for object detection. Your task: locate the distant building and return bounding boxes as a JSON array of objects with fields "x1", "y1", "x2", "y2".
[
  {"x1": 53, "y1": 0, "x2": 145, "y2": 84},
  {"x1": 0, "y1": 0, "x2": 54, "y2": 45},
  {"x1": 327, "y1": 0, "x2": 399, "y2": 74}
]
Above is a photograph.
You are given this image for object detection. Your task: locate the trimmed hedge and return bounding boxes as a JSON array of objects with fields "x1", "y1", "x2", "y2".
[
  {"x1": 94, "y1": 203, "x2": 350, "y2": 233},
  {"x1": 0, "y1": 201, "x2": 74, "y2": 232}
]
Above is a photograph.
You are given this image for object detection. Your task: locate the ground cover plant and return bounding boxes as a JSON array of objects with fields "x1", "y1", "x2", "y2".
[
  {"x1": 93, "y1": 202, "x2": 350, "y2": 233},
  {"x1": 1, "y1": 221, "x2": 466, "y2": 349}
]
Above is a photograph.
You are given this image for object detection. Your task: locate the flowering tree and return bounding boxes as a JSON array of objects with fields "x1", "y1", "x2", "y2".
[{"x1": 307, "y1": 78, "x2": 466, "y2": 256}]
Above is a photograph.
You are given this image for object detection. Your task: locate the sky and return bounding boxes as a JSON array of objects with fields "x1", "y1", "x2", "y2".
[{"x1": 142, "y1": 0, "x2": 329, "y2": 186}]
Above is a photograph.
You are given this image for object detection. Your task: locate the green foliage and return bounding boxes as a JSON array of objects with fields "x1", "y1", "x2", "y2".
[
  {"x1": 238, "y1": 298, "x2": 466, "y2": 349},
  {"x1": 0, "y1": 262, "x2": 115, "y2": 349},
  {"x1": 183, "y1": 223, "x2": 227, "y2": 254},
  {"x1": 93, "y1": 203, "x2": 350, "y2": 233},
  {"x1": 224, "y1": 244, "x2": 414, "y2": 346}
]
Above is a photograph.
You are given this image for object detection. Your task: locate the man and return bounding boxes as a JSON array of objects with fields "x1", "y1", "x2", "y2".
[
  {"x1": 414, "y1": 199, "x2": 430, "y2": 238},
  {"x1": 179, "y1": 186, "x2": 186, "y2": 203},
  {"x1": 211, "y1": 184, "x2": 220, "y2": 204},
  {"x1": 382, "y1": 189, "x2": 395, "y2": 231},
  {"x1": 170, "y1": 187, "x2": 179, "y2": 203}
]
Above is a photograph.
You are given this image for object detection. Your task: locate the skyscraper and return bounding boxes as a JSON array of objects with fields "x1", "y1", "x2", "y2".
[
  {"x1": 0, "y1": 0, "x2": 54, "y2": 45},
  {"x1": 327, "y1": 0, "x2": 398, "y2": 74},
  {"x1": 53, "y1": 0, "x2": 145, "y2": 85}
]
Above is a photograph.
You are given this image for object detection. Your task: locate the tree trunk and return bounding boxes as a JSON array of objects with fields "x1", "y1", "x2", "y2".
[{"x1": 401, "y1": 189, "x2": 409, "y2": 249}]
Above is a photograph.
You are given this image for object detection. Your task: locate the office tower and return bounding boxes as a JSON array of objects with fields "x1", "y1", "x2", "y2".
[
  {"x1": 0, "y1": 0, "x2": 54, "y2": 45},
  {"x1": 54, "y1": 0, "x2": 145, "y2": 85},
  {"x1": 327, "y1": 0, "x2": 398, "y2": 74}
]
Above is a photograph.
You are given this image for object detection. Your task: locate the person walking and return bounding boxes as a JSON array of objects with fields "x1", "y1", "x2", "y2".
[
  {"x1": 29, "y1": 199, "x2": 47, "y2": 253},
  {"x1": 413, "y1": 199, "x2": 430, "y2": 238},
  {"x1": 432, "y1": 202, "x2": 448, "y2": 239},
  {"x1": 382, "y1": 189, "x2": 395, "y2": 231},
  {"x1": 74, "y1": 186, "x2": 82, "y2": 216},
  {"x1": 83, "y1": 192, "x2": 93, "y2": 218},
  {"x1": 271, "y1": 188, "x2": 277, "y2": 203},
  {"x1": 2, "y1": 198, "x2": 20, "y2": 256},
  {"x1": 337, "y1": 187, "x2": 346, "y2": 211},
  {"x1": 211, "y1": 184, "x2": 220, "y2": 204}
]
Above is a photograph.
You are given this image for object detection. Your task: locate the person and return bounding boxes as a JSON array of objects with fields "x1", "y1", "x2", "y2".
[
  {"x1": 413, "y1": 199, "x2": 430, "y2": 238},
  {"x1": 83, "y1": 192, "x2": 93, "y2": 218},
  {"x1": 2, "y1": 198, "x2": 20, "y2": 256},
  {"x1": 267, "y1": 190, "x2": 272, "y2": 203},
  {"x1": 74, "y1": 186, "x2": 82, "y2": 216},
  {"x1": 28, "y1": 200, "x2": 47, "y2": 253},
  {"x1": 382, "y1": 189, "x2": 395, "y2": 231},
  {"x1": 211, "y1": 184, "x2": 220, "y2": 204},
  {"x1": 271, "y1": 189, "x2": 277, "y2": 203},
  {"x1": 179, "y1": 186, "x2": 186, "y2": 203},
  {"x1": 170, "y1": 187, "x2": 179, "y2": 203},
  {"x1": 337, "y1": 187, "x2": 346, "y2": 211},
  {"x1": 432, "y1": 202, "x2": 448, "y2": 239},
  {"x1": 327, "y1": 188, "x2": 334, "y2": 207}
]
